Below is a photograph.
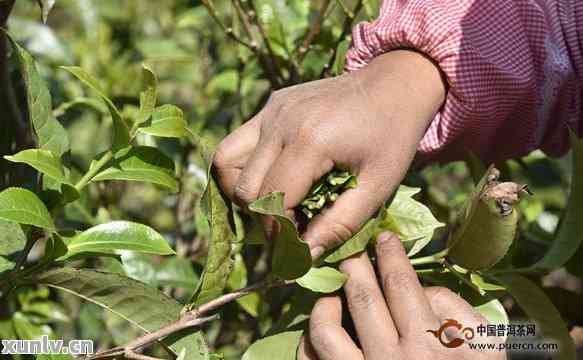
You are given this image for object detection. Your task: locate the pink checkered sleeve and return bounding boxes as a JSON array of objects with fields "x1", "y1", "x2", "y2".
[{"x1": 346, "y1": 0, "x2": 583, "y2": 164}]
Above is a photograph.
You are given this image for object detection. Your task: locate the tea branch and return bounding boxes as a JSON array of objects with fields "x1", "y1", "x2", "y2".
[
  {"x1": 200, "y1": 0, "x2": 256, "y2": 51},
  {"x1": 298, "y1": 0, "x2": 332, "y2": 62},
  {"x1": 88, "y1": 279, "x2": 292, "y2": 360}
]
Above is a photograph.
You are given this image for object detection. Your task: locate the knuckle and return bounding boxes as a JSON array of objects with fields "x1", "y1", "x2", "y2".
[
  {"x1": 425, "y1": 286, "x2": 454, "y2": 303},
  {"x1": 382, "y1": 270, "x2": 416, "y2": 293},
  {"x1": 326, "y1": 220, "x2": 356, "y2": 246},
  {"x1": 233, "y1": 181, "x2": 257, "y2": 205},
  {"x1": 308, "y1": 323, "x2": 335, "y2": 349}
]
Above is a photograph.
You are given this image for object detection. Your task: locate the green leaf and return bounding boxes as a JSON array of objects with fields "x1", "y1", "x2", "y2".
[
  {"x1": 380, "y1": 185, "x2": 444, "y2": 256},
  {"x1": 324, "y1": 185, "x2": 439, "y2": 263},
  {"x1": 473, "y1": 298, "x2": 508, "y2": 326},
  {"x1": 190, "y1": 148, "x2": 236, "y2": 307},
  {"x1": 61, "y1": 66, "x2": 130, "y2": 151},
  {"x1": 0, "y1": 219, "x2": 26, "y2": 274},
  {"x1": 43, "y1": 234, "x2": 68, "y2": 262},
  {"x1": 8, "y1": 35, "x2": 69, "y2": 156},
  {"x1": 5, "y1": 149, "x2": 67, "y2": 183},
  {"x1": 494, "y1": 274, "x2": 575, "y2": 360},
  {"x1": 227, "y1": 254, "x2": 259, "y2": 316},
  {"x1": 138, "y1": 104, "x2": 188, "y2": 138},
  {"x1": 28, "y1": 268, "x2": 209, "y2": 359},
  {"x1": 0, "y1": 187, "x2": 55, "y2": 230},
  {"x1": 22, "y1": 300, "x2": 70, "y2": 323},
  {"x1": 537, "y1": 131, "x2": 583, "y2": 271},
  {"x1": 242, "y1": 330, "x2": 303, "y2": 360},
  {"x1": 250, "y1": 192, "x2": 311, "y2": 280},
  {"x1": 135, "y1": 64, "x2": 157, "y2": 126},
  {"x1": 92, "y1": 146, "x2": 178, "y2": 192},
  {"x1": 37, "y1": 0, "x2": 56, "y2": 23},
  {"x1": 156, "y1": 256, "x2": 199, "y2": 292},
  {"x1": 12, "y1": 312, "x2": 74, "y2": 360},
  {"x1": 60, "y1": 221, "x2": 174, "y2": 260},
  {"x1": 206, "y1": 70, "x2": 238, "y2": 94},
  {"x1": 325, "y1": 217, "x2": 378, "y2": 263},
  {"x1": 296, "y1": 267, "x2": 346, "y2": 293}
]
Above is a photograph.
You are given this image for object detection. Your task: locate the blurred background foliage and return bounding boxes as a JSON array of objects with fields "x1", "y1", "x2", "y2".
[{"x1": 1, "y1": 0, "x2": 582, "y2": 358}]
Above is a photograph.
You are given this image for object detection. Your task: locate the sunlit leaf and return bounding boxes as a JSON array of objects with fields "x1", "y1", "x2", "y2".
[
  {"x1": 379, "y1": 186, "x2": 444, "y2": 256},
  {"x1": 0, "y1": 187, "x2": 55, "y2": 230},
  {"x1": 296, "y1": 266, "x2": 346, "y2": 293},
  {"x1": 0, "y1": 219, "x2": 26, "y2": 274},
  {"x1": 242, "y1": 330, "x2": 303, "y2": 360},
  {"x1": 92, "y1": 146, "x2": 178, "y2": 192},
  {"x1": 59, "y1": 221, "x2": 174, "y2": 260},
  {"x1": 135, "y1": 64, "x2": 157, "y2": 126},
  {"x1": 5, "y1": 149, "x2": 67, "y2": 183},
  {"x1": 474, "y1": 298, "x2": 508, "y2": 326},
  {"x1": 138, "y1": 104, "x2": 188, "y2": 138}
]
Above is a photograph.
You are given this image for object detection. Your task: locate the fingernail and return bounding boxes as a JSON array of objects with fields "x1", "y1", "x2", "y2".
[
  {"x1": 377, "y1": 231, "x2": 394, "y2": 243},
  {"x1": 310, "y1": 246, "x2": 325, "y2": 260}
]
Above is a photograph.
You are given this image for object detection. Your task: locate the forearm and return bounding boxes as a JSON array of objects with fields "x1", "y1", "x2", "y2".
[{"x1": 346, "y1": 0, "x2": 583, "y2": 163}]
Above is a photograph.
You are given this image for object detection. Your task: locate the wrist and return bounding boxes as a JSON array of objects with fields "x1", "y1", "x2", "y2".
[{"x1": 351, "y1": 50, "x2": 446, "y2": 128}]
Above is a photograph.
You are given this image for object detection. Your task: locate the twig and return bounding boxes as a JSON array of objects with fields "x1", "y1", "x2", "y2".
[
  {"x1": 409, "y1": 249, "x2": 448, "y2": 266},
  {"x1": 124, "y1": 350, "x2": 163, "y2": 360},
  {"x1": 320, "y1": 0, "x2": 364, "y2": 78},
  {"x1": 201, "y1": 0, "x2": 256, "y2": 51},
  {"x1": 89, "y1": 279, "x2": 290, "y2": 359},
  {"x1": 74, "y1": 150, "x2": 113, "y2": 191},
  {"x1": 232, "y1": 0, "x2": 282, "y2": 87},
  {"x1": 298, "y1": 0, "x2": 332, "y2": 62}
]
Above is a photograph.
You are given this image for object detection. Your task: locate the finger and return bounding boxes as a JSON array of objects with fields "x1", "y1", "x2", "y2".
[
  {"x1": 309, "y1": 295, "x2": 363, "y2": 360},
  {"x1": 375, "y1": 232, "x2": 439, "y2": 337},
  {"x1": 303, "y1": 172, "x2": 389, "y2": 257},
  {"x1": 258, "y1": 146, "x2": 333, "y2": 252},
  {"x1": 214, "y1": 117, "x2": 261, "y2": 201},
  {"x1": 297, "y1": 335, "x2": 319, "y2": 360},
  {"x1": 424, "y1": 286, "x2": 488, "y2": 330},
  {"x1": 259, "y1": 145, "x2": 334, "y2": 210},
  {"x1": 233, "y1": 136, "x2": 282, "y2": 207},
  {"x1": 339, "y1": 252, "x2": 399, "y2": 358}
]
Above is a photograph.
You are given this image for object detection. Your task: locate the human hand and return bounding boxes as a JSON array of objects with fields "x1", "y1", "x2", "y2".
[
  {"x1": 298, "y1": 232, "x2": 505, "y2": 360},
  {"x1": 214, "y1": 50, "x2": 446, "y2": 257}
]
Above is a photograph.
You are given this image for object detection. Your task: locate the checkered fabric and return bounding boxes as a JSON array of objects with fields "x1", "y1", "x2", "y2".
[{"x1": 346, "y1": 0, "x2": 583, "y2": 164}]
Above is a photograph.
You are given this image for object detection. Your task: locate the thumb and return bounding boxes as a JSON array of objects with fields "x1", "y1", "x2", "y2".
[{"x1": 303, "y1": 171, "x2": 394, "y2": 258}]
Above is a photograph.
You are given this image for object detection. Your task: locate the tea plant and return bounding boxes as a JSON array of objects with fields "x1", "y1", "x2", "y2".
[{"x1": 0, "y1": 1, "x2": 582, "y2": 360}]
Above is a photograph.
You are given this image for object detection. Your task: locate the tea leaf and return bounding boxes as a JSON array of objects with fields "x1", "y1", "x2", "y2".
[
  {"x1": 250, "y1": 192, "x2": 311, "y2": 280},
  {"x1": 60, "y1": 221, "x2": 174, "y2": 260},
  {"x1": 296, "y1": 267, "x2": 346, "y2": 293},
  {"x1": 5, "y1": 149, "x2": 67, "y2": 183},
  {"x1": 0, "y1": 187, "x2": 55, "y2": 230},
  {"x1": 92, "y1": 146, "x2": 178, "y2": 192},
  {"x1": 61, "y1": 66, "x2": 130, "y2": 151},
  {"x1": 8, "y1": 35, "x2": 69, "y2": 156}
]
